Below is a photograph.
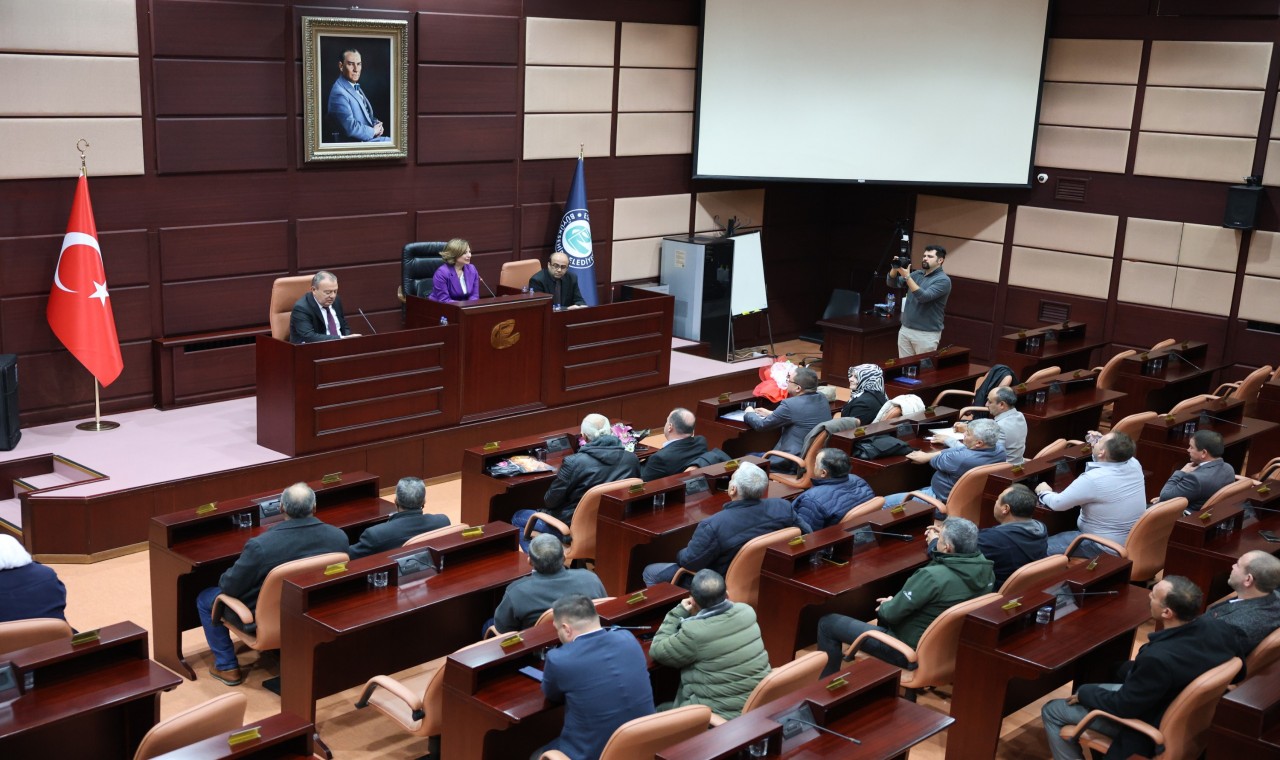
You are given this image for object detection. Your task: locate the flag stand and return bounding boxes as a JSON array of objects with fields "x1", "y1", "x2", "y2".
[{"x1": 75, "y1": 379, "x2": 120, "y2": 432}]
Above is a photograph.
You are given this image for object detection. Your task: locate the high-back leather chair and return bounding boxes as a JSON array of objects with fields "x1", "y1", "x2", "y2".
[
  {"x1": 848, "y1": 593, "x2": 1002, "y2": 695},
  {"x1": 521, "y1": 478, "x2": 644, "y2": 567},
  {"x1": 1257, "y1": 457, "x2": 1280, "y2": 482},
  {"x1": 499, "y1": 259, "x2": 542, "y2": 291},
  {"x1": 540, "y1": 704, "x2": 712, "y2": 760},
  {"x1": 839, "y1": 496, "x2": 885, "y2": 525},
  {"x1": 677, "y1": 527, "x2": 803, "y2": 608},
  {"x1": 0, "y1": 617, "x2": 72, "y2": 654},
  {"x1": 999, "y1": 554, "x2": 1070, "y2": 597},
  {"x1": 401, "y1": 242, "x2": 448, "y2": 302},
  {"x1": 907, "y1": 461, "x2": 1012, "y2": 525},
  {"x1": 212, "y1": 552, "x2": 348, "y2": 653},
  {"x1": 1167, "y1": 393, "x2": 1219, "y2": 416},
  {"x1": 268, "y1": 275, "x2": 312, "y2": 341},
  {"x1": 1246, "y1": 626, "x2": 1280, "y2": 675},
  {"x1": 933, "y1": 370, "x2": 1013, "y2": 409},
  {"x1": 707, "y1": 651, "x2": 826, "y2": 726},
  {"x1": 1150, "y1": 338, "x2": 1176, "y2": 351},
  {"x1": 1110, "y1": 411, "x2": 1158, "y2": 441},
  {"x1": 1060, "y1": 657, "x2": 1241, "y2": 759},
  {"x1": 403, "y1": 523, "x2": 470, "y2": 547},
  {"x1": 1062, "y1": 497, "x2": 1187, "y2": 585},
  {"x1": 133, "y1": 693, "x2": 247, "y2": 760},
  {"x1": 1095, "y1": 349, "x2": 1137, "y2": 392},
  {"x1": 1023, "y1": 365, "x2": 1062, "y2": 385},
  {"x1": 1213, "y1": 364, "x2": 1274, "y2": 417},
  {"x1": 1201, "y1": 476, "x2": 1260, "y2": 512},
  {"x1": 1033, "y1": 438, "x2": 1070, "y2": 460},
  {"x1": 765, "y1": 430, "x2": 830, "y2": 490}
]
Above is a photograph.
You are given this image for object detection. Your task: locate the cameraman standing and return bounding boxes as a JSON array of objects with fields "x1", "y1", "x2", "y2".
[{"x1": 886, "y1": 244, "x2": 951, "y2": 357}]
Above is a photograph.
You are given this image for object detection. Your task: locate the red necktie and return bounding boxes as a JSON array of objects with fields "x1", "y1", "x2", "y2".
[{"x1": 325, "y1": 306, "x2": 339, "y2": 337}]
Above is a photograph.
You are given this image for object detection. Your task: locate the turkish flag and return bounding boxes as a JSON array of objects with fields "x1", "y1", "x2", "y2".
[{"x1": 46, "y1": 175, "x2": 124, "y2": 387}]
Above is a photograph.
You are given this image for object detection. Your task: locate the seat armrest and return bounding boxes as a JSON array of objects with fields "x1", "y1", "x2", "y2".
[
  {"x1": 846, "y1": 629, "x2": 917, "y2": 664},
  {"x1": 354, "y1": 675, "x2": 424, "y2": 717},
  {"x1": 906, "y1": 491, "x2": 946, "y2": 513},
  {"x1": 708, "y1": 713, "x2": 728, "y2": 727},
  {"x1": 670, "y1": 567, "x2": 694, "y2": 586},
  {"x1": 523, "y1": 512, "x2": 569, "y2": 540},
  {"x1": 539, "y1": 752, "x2": 572, "y2": 760},
  {"x1": 1063, "y1": 533, "x2": 1125, "y2": 559},
  {"x1": 932, "y1": 389, "x2": 974, "y2": 407},
  {"x1": 1062, "y1": 709, "x2": 1164, "y2": 752},
  {"x1": 1213, "y1": 381, "x2": 1240, "y2": 397},
  {"x1": 763, "y1": 450, "x2": 805, "y2": 469},
  {"x1": 212, "y1": 594, "x2": 254, "y2": 626}
]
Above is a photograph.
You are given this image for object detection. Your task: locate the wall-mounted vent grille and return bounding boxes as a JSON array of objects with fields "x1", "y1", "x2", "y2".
[
  {"x1": 1054, "y1": 178, "x2": 1088, "y2": 202},
  {"x1": 1039, "y1": 300, "x2": 1070, "y2": 323}
]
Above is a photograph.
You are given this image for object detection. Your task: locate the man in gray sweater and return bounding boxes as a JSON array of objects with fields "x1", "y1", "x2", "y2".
[
  {"x1": 886, "y1": 244, "x2": 951, "y2": 357},
  {"x1": 490, "y1": 534, "x2": 606, "y2": 633}
]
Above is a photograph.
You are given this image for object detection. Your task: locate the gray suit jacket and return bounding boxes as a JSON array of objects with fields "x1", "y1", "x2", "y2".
[
  {"x1": 1208, "y1": 591, "x2": 1280, "y2": 658},
  {"x1": 744, "y1": 392, "x2": 833, "y2": 470},
  {"x1": 1158, "y1": 458, "x2": 1236, "y2": 511},
  {"x1": 348, "y1": 510, "x2": 450, "y2": 559}
]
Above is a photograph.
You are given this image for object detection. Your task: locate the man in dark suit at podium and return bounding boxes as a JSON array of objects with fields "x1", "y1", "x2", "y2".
[
  {"x1": 290, "y1": 271, "x2": 357, "y2": 343},
  {"x1": 528, "y1": 252, "x2": 587, "y2": 309}
]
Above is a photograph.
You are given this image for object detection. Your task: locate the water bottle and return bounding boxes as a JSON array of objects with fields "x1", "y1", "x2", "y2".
[
  {"x1": 887, "y1": 293, "x2": 897, "y2": 313},
  {"x1": 439, "y1": 315, "x2": 448, "y2": 326}
]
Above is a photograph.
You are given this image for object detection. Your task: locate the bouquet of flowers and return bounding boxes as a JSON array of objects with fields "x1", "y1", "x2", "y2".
[{"x1": 580, "y1": 422, "x2": 639, "y2": 452}]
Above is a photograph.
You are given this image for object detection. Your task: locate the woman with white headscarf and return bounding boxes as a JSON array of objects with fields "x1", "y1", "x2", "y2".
[
  {"x1": 840, "y1": 364, "x2": 888, "y2": 425},
  {"x1": 0, "y1": 534, "x2": 67, "y2": 623}
]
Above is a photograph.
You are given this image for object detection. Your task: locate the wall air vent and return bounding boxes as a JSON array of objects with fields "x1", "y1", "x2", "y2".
[
  {"x1": 1054, "y1": 178, "x2": 1088, "y2": 202},
  {"x1": 1039, "y1": 300, "x2": 1070, "y2": 323}
]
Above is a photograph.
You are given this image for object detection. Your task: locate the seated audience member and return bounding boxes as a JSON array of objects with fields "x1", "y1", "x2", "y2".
[
  {"x1": 196, "y1": 483, "x2": 348, "y2": 686},
  {"x1": 926, "y1": 483, "x2": 1046, "y2": 587},
  {"x1": 534, "y1": 594, "x2": 654, "y2": 760},
  {"x1": 641, "y1": 462, "x2": 808, "y2": 586},
  {"x1": 884, "y1": 418, "x2": 1005, "y2": 509},
  {"x1": 641, "y1": 408, "x2": 709, "y2": 481},
  {"x1": 793, "y1": 448, "x2": 875, "y2": 531},
  {"x1": 0, "y1": 534, "x2": 68, "y2": 623},
  {"x1": 528, "y1": 251, "x2": 587, "y2": 309},
  {"x1": 491, "y1": 534, "x2": 607, "y2": 634},
  {"x1": 650, "y1": 569, "x2": 770, "y2": 719},
  {"x1": 744, "y1": 367, "x2": 832, "y2": 473},
  {"x1": 956, "y1": 386, "x2": 1027, "y2": 465},
  {"x1": 511, "y1": 413, "x2": 641, "y2": 553},
  {"x1": 1041, "y1": 576, "x2": 1240, "y2": 760},
  {"x1": 1153, "y1": 429, "x2": 1235, "y2": 512},
  {"x1": 1036, "y1": 431, "x2": 1145, "y2": 558},
  {"x1": 840, "y1": 364, "x2": 888, "y2": 425},
  {"x1": 816, "y1": 517, "x2": 993, "y2": 676},
  {"x1": 1207, "y1": 550, "x2": 1280, "y2": 656},
  {"x1": 347, "y1": 477, "x2": 448, "y2": 559}
]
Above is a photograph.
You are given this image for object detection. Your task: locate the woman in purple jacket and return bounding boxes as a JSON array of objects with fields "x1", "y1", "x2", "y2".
[{"x1": 428, "y1": 238, "x2": 480, "y2": 303}]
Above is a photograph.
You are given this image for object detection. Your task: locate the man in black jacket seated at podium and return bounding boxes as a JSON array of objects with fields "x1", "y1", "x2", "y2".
[
  {"x1": 290, "y1": 270, "x2": 356, "y2": 343},
  {"x1": 528, "y1": 252, "x2": 587, "y2": 309},
  {"x1": 347, "y1": 477, "x2": 449, "y2": 559}
]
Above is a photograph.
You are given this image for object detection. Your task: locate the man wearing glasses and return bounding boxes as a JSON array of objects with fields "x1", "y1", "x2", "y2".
[
  {"x1": 952, "y1": 386, "x2": 1027, "y2": 464},
  {"x1": 744, "y1": 367, "x2": 832, "y2": 473},
  {"x1": 528, "y1": 251, "x2": 587, "y2": 309}
]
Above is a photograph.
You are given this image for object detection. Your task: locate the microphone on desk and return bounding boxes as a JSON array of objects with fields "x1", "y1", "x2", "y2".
[
  {"x1": 1067, "y1": 590, "x2": 1121, "y2": 600},
  {"x1": 357, "y1": 308, "x2": 377, "y2": 335},
  {"x1": 479, "y1": 276, "x2": 497, "y2": 298},
  {"x1": 850, "y1": 529, "x2": 913, "y2": 542},
  {"x1": 784, "y1": 718, "x2": 862, "y2": 745},
  {"x1": 1196, "y1": 412, "x2": 1246, "y2": 429},
  {"x1": 1167, "y1": 351, "x2": 1202, "y2": 372}
]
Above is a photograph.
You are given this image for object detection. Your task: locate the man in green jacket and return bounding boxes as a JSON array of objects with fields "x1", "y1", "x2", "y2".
[
  {"x1": 649, "y1": 569, "x2": 771, "y2": 719},
  {"x1": 815, "y1": 517, "x2": 994, "y2": 677}
]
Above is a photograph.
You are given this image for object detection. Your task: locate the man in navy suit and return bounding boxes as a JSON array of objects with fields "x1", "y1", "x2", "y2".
[
  {"x1": 534, "y1": 594, "x2": 654, "y2": 760},
  {"x1": 289, "y1": 271, "x2": 358, "y2": 343},
  {"x1": 347, "y1": 477, "x2": 449, "y2": 559},
  {"x1": 326, "y1": 49, "x2": 391, "y2": 142}
]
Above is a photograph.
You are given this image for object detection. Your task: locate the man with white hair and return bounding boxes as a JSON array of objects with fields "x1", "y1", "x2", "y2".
[
  {"x1": 511, "y1": 413, "x2": 640, "y2": 553},
  {"x1": 0, "y1": 534, "x2": 67, "y2": 623},
  {"x1": 641, "y1": 461, "x2": 808, "y2": 586},
  {"x1": 883, "y1": 417, "x2": 1006, "y2": 510}
]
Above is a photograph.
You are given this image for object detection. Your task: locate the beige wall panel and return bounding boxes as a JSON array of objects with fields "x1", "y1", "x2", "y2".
[
  {"x1": 1009, "y1": 247, "x2": 1114, "y2": 298},
  {"x1": 1245, "y1": 230, "x2": 1280, "y2": 277},
  {"x1": 1177, "y1": 224, "x2": 1240, "y2": 272},
  {"x1": 619, "y1": 23, "x2": 697, "y2": 68},
  {"x1": 612, "y1": 194, "x2": 691, "y2": 241},
  {"x1": 1148, "y1": 41, "x2": 1272, "y2": 89},
  {"x1": 526, "y1": 18, "x2": 615, "y2": 66},
  {"x1": 1264, "y1": 140, "x2": 1280, "y2": 187},
  {"x1": 1034, "y1": 125, "x2": 1130, "y2": 173},
  {"x1": 611, "y1": 236, "x2": 664, "y2": 281},
  {"x1": 0, "y1": 0, "x2": 137, "y2": 55},
  {"x1": 616, "y1": 112, "x2": 693, "y2": 156},
  {"x1": 694, "y1": 190, "x2": 766, "y2": 234},
  {"x1": 1239, "y1": 275, "x2": 1280, "y2": 322},
  {"x1": 1133, "y1": 132, "x2": 1255, "y2": 183},
  {"x1": 1122, "y1": 218, "x2": 1182, "y2": 265},
  {"x1": 1013, "y1": 206, "x2": 1118, "y2": 257},
  {"x1": 0, "y1": 54, "x2": 140, "y2": 117},
  {"x1": 911, "y1": 235, "x2": 1002, "y2": 283},
  {"x1": 1043, "y1": 39, "x2": 1142, "y2": 84},
  {"x1": 522, "y1": 113, "x2": 611, "y2": 160},
  {"x1": 1039, "y1": 82, "x2": 1136, "y2": 129},
  {"x1": 0, "y1": 117, "x2": 143, "y2": 179},
  {"x1": 1172, "y1": 267, "x2": 1234, "y2": 316},
  {"x1": 915, "y1": 195, "x2": 1008, "y2": 244},
  {"x1": 1140, "y1": 87, "x2": 1264, "y2": 138},
  {"x1": 524, "y1": 67, "x2": 614, "y2": 113},
  {"x1": 618, "y1": 69, "x2": 695, "y2": 112},
  {"x1": 1117, "y1": 260, "x2": 1176, "y2": 308}
]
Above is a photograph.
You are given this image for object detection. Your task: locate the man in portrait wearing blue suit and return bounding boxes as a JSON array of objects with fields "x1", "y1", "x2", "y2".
[{"x1": 326, "y1": 48, "x2": 391, "y2": 143}]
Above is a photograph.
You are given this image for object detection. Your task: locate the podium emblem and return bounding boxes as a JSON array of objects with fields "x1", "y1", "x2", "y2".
[{"x1": 490, "y1": 319, "x2": 520, "y2": 349}]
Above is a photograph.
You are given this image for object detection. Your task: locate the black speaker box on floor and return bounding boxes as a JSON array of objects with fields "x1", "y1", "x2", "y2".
[
  {"x1": 0, "y1": 354, "x2": 19, "y2": 451},
  {"x1": 1223, "y1": 183, "x2": 1263, "y2": 230}
]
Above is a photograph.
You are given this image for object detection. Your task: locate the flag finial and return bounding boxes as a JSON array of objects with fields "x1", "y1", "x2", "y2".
[{"x1": 76, "y1": 138, "x2": 90, "y2": 176}]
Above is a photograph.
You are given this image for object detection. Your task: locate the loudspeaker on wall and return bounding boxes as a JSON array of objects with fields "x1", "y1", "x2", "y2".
[{"x1": 1223, "y1": 184, "x2": 1263, "y2": 230}]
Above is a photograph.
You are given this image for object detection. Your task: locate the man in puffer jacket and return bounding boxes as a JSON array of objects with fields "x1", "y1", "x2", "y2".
[
  {"x1": 793, "y1": 448, "x2": 876, "y2": 531},
  {"x1": 650, "y1": 569, "x2": 771, "y2": 719},
  {"x1": 511, "y1": 413, "x2": 640, "y2": 552}
]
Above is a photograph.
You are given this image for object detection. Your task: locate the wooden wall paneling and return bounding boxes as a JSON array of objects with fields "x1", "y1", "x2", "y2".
[
  {"x1": 518, "y1": 155, "x2": 693, "y2": 204},
  {"x1": 420, "y1": 0, "x2": 522, "y2": 15},
  {"x1": 416, "y1": 162, "x2": 517, "y2": 210},
  {"x1": 524, "y1": 0, "x2": 699, "y2": 25},
  {"x1": 364, "y1": 437, "x2": 426, "y2": 484},
  {"x1": 943, "y1": 316, "x2": 997, "y2": 363},
  {"x1": 1, "y1": 288, "x2": 151, "y2": 354},
  {"x1": 0, "y1": 229, "x2": 150, "y2": 296},
  {"x1": 418, "y1": 65, "x2": 519, "y2": 113},
  {"x1": 416, "y1": 115, "x2": 520, "y2": 163},
  {"x1": 17, "y1": 342, "x2": 153, "y2": 416},
  {"x1": 1110, "y1": 303, "x2": 1231, "y2": 366},
  {"x1": 169, "y1": 341, "x2": 258, "y2": 403},
  {"x1": 154, "y1": 117, "x2": 289, "y2": 174},
  {"x1": 162, "y1": 273, "x2": 281, "y2": 334},
  {"x1": 418, "y1": 13, "x2": 519, "y2": 64},
  {"x1": 152, "y1": 60, "x2": 287, "y2": 116},
  {"x1": 415, "y1": 206, "x2": 515, "y2": 253},
  {"x1": 1228, "y1": 320, "x2": 1280, "y2": 369},
  {"x1": 519, "y1": 199, "x2": 614, "y2": 249},
  {"x1": 159, "y1": 220, "x2": 289, "y2": 280},
  {"x1": 320, "y1": 261, "x2": 402, "y2": 314},
  {"x1": 150, "y1": 0, "x2": 286, "y2": 59},
  {"x1": 296, "y1": 212, "x2": 412, "y2": 269},
  {"x1": 1001, "y1": 288, "x2": 1109, "y2": 336}
]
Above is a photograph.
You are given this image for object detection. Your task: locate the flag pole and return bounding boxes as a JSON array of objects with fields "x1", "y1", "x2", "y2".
[{"x1": 70, "y1": 139, "x2": 120, "y2": 432}]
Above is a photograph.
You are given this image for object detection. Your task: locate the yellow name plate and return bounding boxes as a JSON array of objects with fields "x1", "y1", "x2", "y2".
[
  {"x1": 483, "y1": 442, "x2": 500, "y2": 451},
  {"x1": 461, "y1": 526, "x2": 485, "y2": 538},
  {"x1": 321, "y1": 472, "x2": 342, "y2": 484},
  {"x1": 500, "y1": 634, "x2": 524, "y2": 648},
  {"x1": 323, "y1": 562, "x2": 348, "y2": 575},
  {"x1": 1000, "y1": 598, "x2": 1022, "y2": 611},
  {"x1": 227, "y1": 727, "x2": 262, "y2": 747},
  {"x1": 626, "y1": 592, "x2": 647, "y2": 605},
  {"x1": 195, "y1": 502, "x2": 218, "y2": 515},
  {"x1": 71, "y1": 629, "x2": 101, "y2": 646}
]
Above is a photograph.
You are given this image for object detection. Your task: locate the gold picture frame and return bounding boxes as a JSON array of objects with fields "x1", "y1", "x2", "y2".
[{"x1": 301, "y1": 16, "x2": 409, "y2": 162}]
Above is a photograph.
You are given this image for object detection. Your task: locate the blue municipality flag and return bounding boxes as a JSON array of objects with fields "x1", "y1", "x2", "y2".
[{"x1": 555, "y1": 156, "x2": 598, "y2": 306}]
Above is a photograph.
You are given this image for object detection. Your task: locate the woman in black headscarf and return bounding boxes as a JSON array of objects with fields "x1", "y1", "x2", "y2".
[{"x1": 840, "y1": 363, "x2": 888, "y2": 425}]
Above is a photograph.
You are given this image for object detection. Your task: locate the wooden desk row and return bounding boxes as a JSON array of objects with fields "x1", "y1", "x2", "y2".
[
  {"x1": 1109, "y1": 340, "x2": 1218, "y2": 421},
  {"x1": 1164, "y1": 480, "x2": 1280, "y2": 608},
  {"x1": 993, "y1": 321, "x2": 1104, "y2": 378}
]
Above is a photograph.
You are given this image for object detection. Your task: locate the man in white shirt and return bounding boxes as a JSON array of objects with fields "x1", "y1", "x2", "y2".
[
  {"x1": 954, "y1": 386, "x2": 1027, "y2": 464},
  {"x1": 1035, "y1": 431, "x2": 1145, "y2": 557}
]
